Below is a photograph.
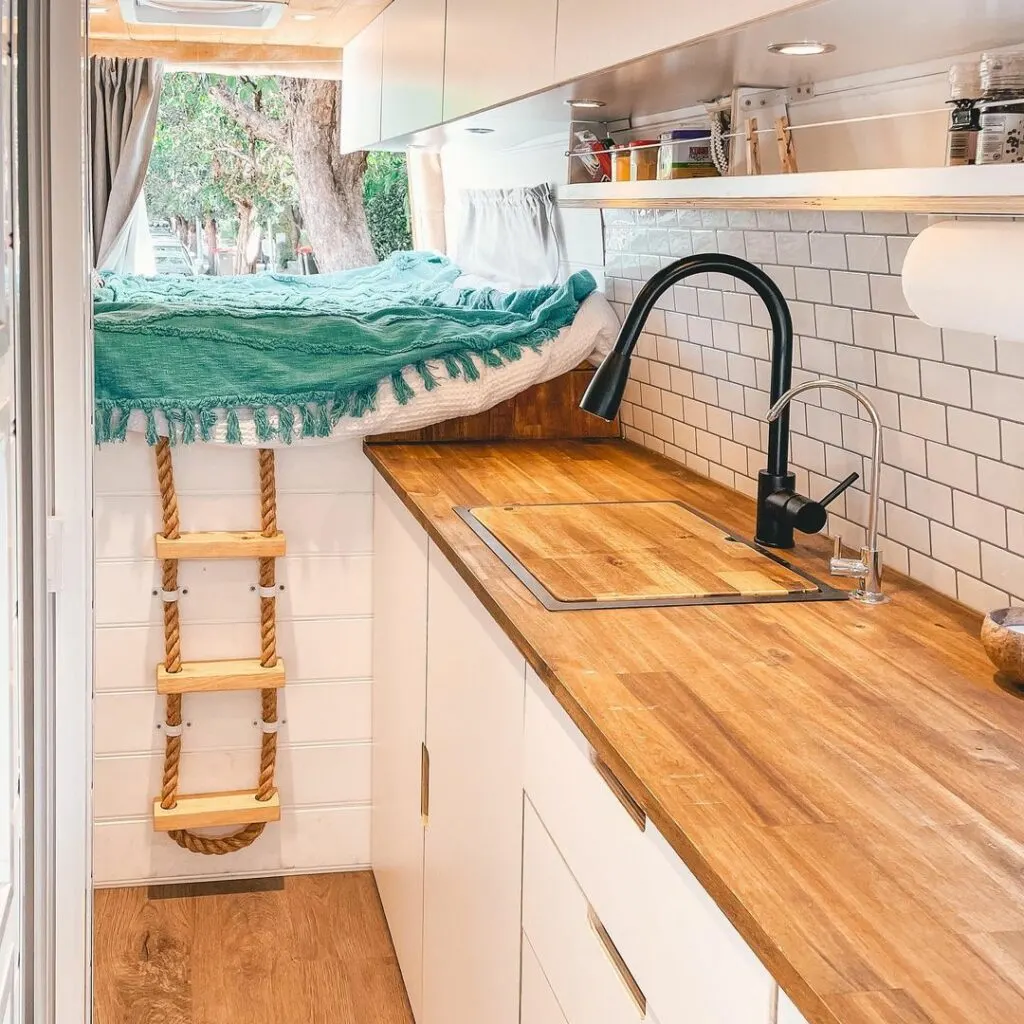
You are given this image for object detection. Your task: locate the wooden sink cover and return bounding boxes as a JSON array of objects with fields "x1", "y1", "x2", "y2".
[{"x1": 470, "y1": 501, "x2": 817, "y2": 602}]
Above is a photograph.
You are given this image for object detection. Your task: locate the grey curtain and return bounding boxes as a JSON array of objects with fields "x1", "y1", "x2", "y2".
[{"x1": 90, "y1": 57, "x2": 164, "y2": 268}]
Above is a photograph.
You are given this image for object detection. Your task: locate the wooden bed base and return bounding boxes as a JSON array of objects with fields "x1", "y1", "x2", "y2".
[{"x1": 368, "y1": 364, "x2": 620, "y2": 444}]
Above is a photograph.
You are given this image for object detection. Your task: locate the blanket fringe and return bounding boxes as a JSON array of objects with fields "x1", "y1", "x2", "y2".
[{"x1": 93, "y1": 339, "x2": 556, "y2": 447}]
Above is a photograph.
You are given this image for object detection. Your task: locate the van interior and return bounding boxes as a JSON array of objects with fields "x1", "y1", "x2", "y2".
[{"x1": 5, "y1": 2, "x2": 1024, "y2": 1023}]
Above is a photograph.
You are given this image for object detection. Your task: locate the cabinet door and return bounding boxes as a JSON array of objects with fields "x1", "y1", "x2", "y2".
[
  {"x1": 381, "y1": 0, "x2": 446, "y2": 140},
  {"x1": 522, "y1": 933, "x2": 570, "y2": 1024},
  {"x1": 422, "y1": 545, "x2": 526, "y2": 1024},
  {"x1": 554, "y1": 0, "x2": 809, "y2": 82},
  {"x1": 778, "y1": 991, "x2": 810, "y2": 1024},
  {"x1": 340, "y1": 16, "x2": 384, "y2": 152},
  {"x1": 371, "y1": 476, "x2": 429, "y2": 1021},
  {"x1": 442, "y1": 0, "x2": 556, "y2": 121}
]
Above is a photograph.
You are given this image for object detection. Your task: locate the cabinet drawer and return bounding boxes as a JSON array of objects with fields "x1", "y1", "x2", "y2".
[
  {"x1": 524, "y1": 671, "x2": 775, "y2": 1024},
  {"x1": 524, "y1": 672, "x2": 651, "y2": 980},
  {"x1": 523, "y1": 800, "x2": 648, "y2": 1024},
  {"x1": 521, "y1": 933, "x2": 569, "y2": 1024}
]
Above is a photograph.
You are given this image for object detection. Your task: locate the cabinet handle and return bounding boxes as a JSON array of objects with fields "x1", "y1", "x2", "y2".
[
  {"x1": 593, "y1": 753, "x2": 646, "y2": 830},
  {"x1": 587, "y1": 905, "x2": 647, "y2": 1016},
  {"x1": 421, "y1": 742, "x2": 430, "y2": 825}
]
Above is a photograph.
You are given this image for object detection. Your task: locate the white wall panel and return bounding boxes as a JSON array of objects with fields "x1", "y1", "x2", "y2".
[
  {"x1": 93, "y1": 435, "x2": 375, "y2": 883},
  {"x1": 93, "y1": 805, "x2": 372, "y2": 887},
  {"x1": 93, "y1": 743, "x2": 371, "y2": 820}
]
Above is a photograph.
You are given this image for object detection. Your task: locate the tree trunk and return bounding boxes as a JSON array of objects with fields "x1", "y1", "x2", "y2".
[
  {"x1": 203, "y1": 214, "x2": 218, "y2": 275},
  {"x1": 283, "y1": 79, "x2": 376, "y2": 272},
  {"x1": 234, "y1": 202, "x2": 254, "y2": 276}
]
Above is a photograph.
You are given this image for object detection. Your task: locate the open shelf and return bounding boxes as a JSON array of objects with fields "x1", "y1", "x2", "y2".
[
  {"x1": 556, "y1": 165, "x2": 1024, "y2": 214},
  {"x1": 152, "y1": 789, "x2": 281, "y2": 832}
]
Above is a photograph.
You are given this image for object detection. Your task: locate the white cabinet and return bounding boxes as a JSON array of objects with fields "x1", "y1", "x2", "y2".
[
  {"x1": 522, "y1": 933, "x2": 570, "y2": 1024},
  {"x1": 778, "y1": 991, "x2": 811, "y2": 1024},
  {"x1": 381, "y1": 0, "x2": 446, "y2": 140},
  {"x1": 340, "y1": 16, "x2": 384, "y2": 152},
  {"x1": 371, "y1": 477, "x2": 429, "y2": 1021},
  {"x1": 442, "y1": 0, "x2": 557, "y2": 121},
  {"x1": 553, "y1": 0, "x2": 810, "y2": 82},
  {"x1": 421, "y1": 544, "x2": 526, "y2": 1024}
]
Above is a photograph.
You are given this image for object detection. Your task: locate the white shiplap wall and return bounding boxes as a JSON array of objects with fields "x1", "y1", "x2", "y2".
[{"x1": 93, "y1": 435, "x2": 374, "y2": 885}]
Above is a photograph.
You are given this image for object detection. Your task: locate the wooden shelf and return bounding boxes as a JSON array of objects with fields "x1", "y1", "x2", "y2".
[
  {"x1": 556, "y1": 165, "x2": 1024, "y2": 214},
  {"x1": 154, "y1": 530, "x2": 286, "y2": 560},
  {"x1": 156, "y1": 657, "x2": 286, "y2": 694},
  {"x1": 152, "y1": 789, "x2": 280, "y2": 832}
]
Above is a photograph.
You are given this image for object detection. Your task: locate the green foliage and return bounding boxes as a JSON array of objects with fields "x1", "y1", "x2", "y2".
[
  {"x1": 147, "y1": 73, "x2": 297, "y2": 231},
  {"x1": 363, "y1": 151, "x2": 412, "y2": 260}
]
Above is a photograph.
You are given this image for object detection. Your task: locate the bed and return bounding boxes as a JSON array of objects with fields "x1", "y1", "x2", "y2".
[{"x1": 93, "y1": 251, "x2": 618, "y2": 448}]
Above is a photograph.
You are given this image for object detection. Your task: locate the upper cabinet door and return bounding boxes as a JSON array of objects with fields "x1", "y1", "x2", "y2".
[
  {"x1": 381, "y1": 0, "x2": 446, "y2": 140},
  {"x1": 554, "y1": 0, "x2": 810, "y2": 82},
  {"x1": 442, "y1": 0, "x2": 557, "y2": 122},
  {"x1": 340, "y1": 16, "x2": 384, "y2": 153}
]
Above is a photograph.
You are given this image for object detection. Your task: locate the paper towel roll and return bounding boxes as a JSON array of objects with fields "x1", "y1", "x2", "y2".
[{"x1": 903, "y1": 221, "x2": 1024, "y2": 342}]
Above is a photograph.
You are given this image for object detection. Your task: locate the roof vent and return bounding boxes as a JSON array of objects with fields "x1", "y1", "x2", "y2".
[{"x1": 118, "y1": 0, "x2": 287, "y2": 29}]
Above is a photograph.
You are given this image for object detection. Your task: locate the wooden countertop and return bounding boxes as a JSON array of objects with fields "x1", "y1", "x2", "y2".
[{"x1": 365, "y1": 439, "x2": 1024, "y2": 1024}]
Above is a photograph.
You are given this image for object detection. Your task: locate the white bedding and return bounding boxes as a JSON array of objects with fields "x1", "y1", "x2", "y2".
[{"x1": 126, "y1": 290, "x2": 619, "y2": 447}]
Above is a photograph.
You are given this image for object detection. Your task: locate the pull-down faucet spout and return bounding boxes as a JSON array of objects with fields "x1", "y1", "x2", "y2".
[{"x1": 581, "y1": 253, "x2": 853, "y2": 549}]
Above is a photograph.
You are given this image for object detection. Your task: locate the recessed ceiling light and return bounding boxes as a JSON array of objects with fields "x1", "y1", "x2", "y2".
[
  {"x1": 565, "y1": 98, "x2": 606, "y2": 109},
  {"x1": 465, "y1": 127, "x2": 494, "y2": 135},
  {"x1": 294, "y1": 12, "x2": 316, "y2": 20},
  {"x1": 767, "y1": 40, "x2": 835, "y2": 56}
]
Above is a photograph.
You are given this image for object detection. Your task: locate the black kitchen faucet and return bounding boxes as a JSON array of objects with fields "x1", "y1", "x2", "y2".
[{"x1": 579, "y1": 253, "x2": 857, "y2": 549}]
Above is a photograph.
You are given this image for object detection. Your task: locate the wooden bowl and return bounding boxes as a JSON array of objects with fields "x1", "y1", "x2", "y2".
[{"x1": 980, "y1": 607, "x2": 1024, "y2": 684}]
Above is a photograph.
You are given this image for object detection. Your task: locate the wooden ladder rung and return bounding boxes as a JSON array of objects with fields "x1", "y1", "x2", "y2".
[
  {"x1": 155, "y1": 530, "x2": 286, "y2": 559},
  {"x1": 152, "y1": 789, "x2": 281, "y2": 832},
  {"x1": 157, "y1": 657, "x2": 286, "y2": 694}
]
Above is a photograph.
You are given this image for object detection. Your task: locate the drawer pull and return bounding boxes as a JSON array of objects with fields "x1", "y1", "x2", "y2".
[
  {"x1": 587, "y1": 905, "x2": 647, "y2": 1016},
  {"x1": 593, "y1": 753, "x2": 646, "y2": 830},
  {"x1": 421, "y1": 742, "x2": 430, "y2": 824}
]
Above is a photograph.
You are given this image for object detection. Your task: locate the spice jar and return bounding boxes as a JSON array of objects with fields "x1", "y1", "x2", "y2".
[
  {"x1": 611, "y1": 144, "x2": 631, "y2": 182},
  {"x1": 946, "y1": 62, "x2": 982, "y2": 166},
  {"x1": 629, "y1": 140, "x2": 658, "y2": 181},
  {"x1": 657, "y1": 129, "x2": 718, "y2": 179},
  {"x1": 978, "y1": 51, "x2": 1024, "y2": 165}
]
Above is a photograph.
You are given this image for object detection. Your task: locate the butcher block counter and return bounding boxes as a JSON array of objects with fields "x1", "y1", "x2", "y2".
[{"x1": 365, "y1": 438, "x2": 1024, "y2": 1024}]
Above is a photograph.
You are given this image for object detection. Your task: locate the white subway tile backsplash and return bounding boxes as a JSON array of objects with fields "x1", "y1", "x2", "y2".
[
  {"x1": 846, "y1": 234, "x2": 889, "y2": 274},
  {"x1": 608, "y1": 206, "x2": 1019, "y2": 612},
  {"x1": 810, "y1": 232, "x2": 848, "y2": 270}
]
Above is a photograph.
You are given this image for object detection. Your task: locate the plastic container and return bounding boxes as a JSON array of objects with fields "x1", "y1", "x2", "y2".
[
  {"x1": 629, "y1": 140, "x2": 658, "y2": 181},
  {"x1": 657, "y1": 129, "x2": 718, "y2": 179},
  {"x1": 946, "y1": 62, "x2": 982, "y2": 166},
  {"x1": 978, "y1": 51, "x2": 1024, "y2": 165},
  {"x1": 611, "y1": 144, "x2": 631, "y2": 182}
]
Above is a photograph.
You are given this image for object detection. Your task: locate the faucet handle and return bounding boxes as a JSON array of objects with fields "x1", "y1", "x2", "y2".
[{"x1": 819, "y1": 472, "x2": 859, "y2": 511}]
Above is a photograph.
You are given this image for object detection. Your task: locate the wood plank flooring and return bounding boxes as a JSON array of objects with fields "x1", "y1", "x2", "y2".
[{"x1": 94, "y1": 871, "x2": 414, "y2": 1024}]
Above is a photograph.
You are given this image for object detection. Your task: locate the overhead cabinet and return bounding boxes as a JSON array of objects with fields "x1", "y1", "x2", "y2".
[
  {"x1": 381, "y1": 0, "x2": 446, "y2": 140},
  {"x1": 441, "y1": 0, "x2": 557, "y2": 121},
  {"x1": 339, "y1": 15, "x2": 383, "y2": 151}
]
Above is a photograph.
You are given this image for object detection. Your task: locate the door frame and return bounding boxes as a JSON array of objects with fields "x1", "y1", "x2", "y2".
[{"x1": 22, "y1": 1, "x2": 93, "y2": 1022}]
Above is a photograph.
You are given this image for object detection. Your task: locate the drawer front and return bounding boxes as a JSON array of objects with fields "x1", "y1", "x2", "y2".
[
  {"x1": 523, "y1": 799, "x2": 647, "y2": 1024},
  {"x1": 525, "y1": 671, "x2": 775, "y2": 1024},
  {"x1": 524, "y1": 672, "x2": 651, "y2": 977},
  {"x1": 522, "y1": 933, "x2": 569, "y2": 1024}
]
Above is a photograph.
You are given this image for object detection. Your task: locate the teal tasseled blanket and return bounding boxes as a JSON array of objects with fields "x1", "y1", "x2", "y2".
[{"x1": 93, "y1": 251, "x2": 597, "y2": 445}]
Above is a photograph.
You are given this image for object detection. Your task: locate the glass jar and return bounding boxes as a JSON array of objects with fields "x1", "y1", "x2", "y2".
[
  {"x1": 978, "y1": 51, "x2": 1024, "y2": 165},
  {"x1": 610, "y1": 144, "x2": 631, "y2": 182},
  {"x1": 946, "y1": 62, "x2": 982, "y2": 166},
  {"x1": 629, "y1": 140, "x2": 658, "y2": 181},
  {"x1": 657, "y1": 129, "x2": 718, "y2": 179}
]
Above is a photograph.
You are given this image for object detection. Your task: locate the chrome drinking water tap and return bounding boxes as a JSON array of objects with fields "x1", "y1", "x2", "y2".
[{"x1": 766, "y1": 378, "x2": 888, "y2": 604}]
